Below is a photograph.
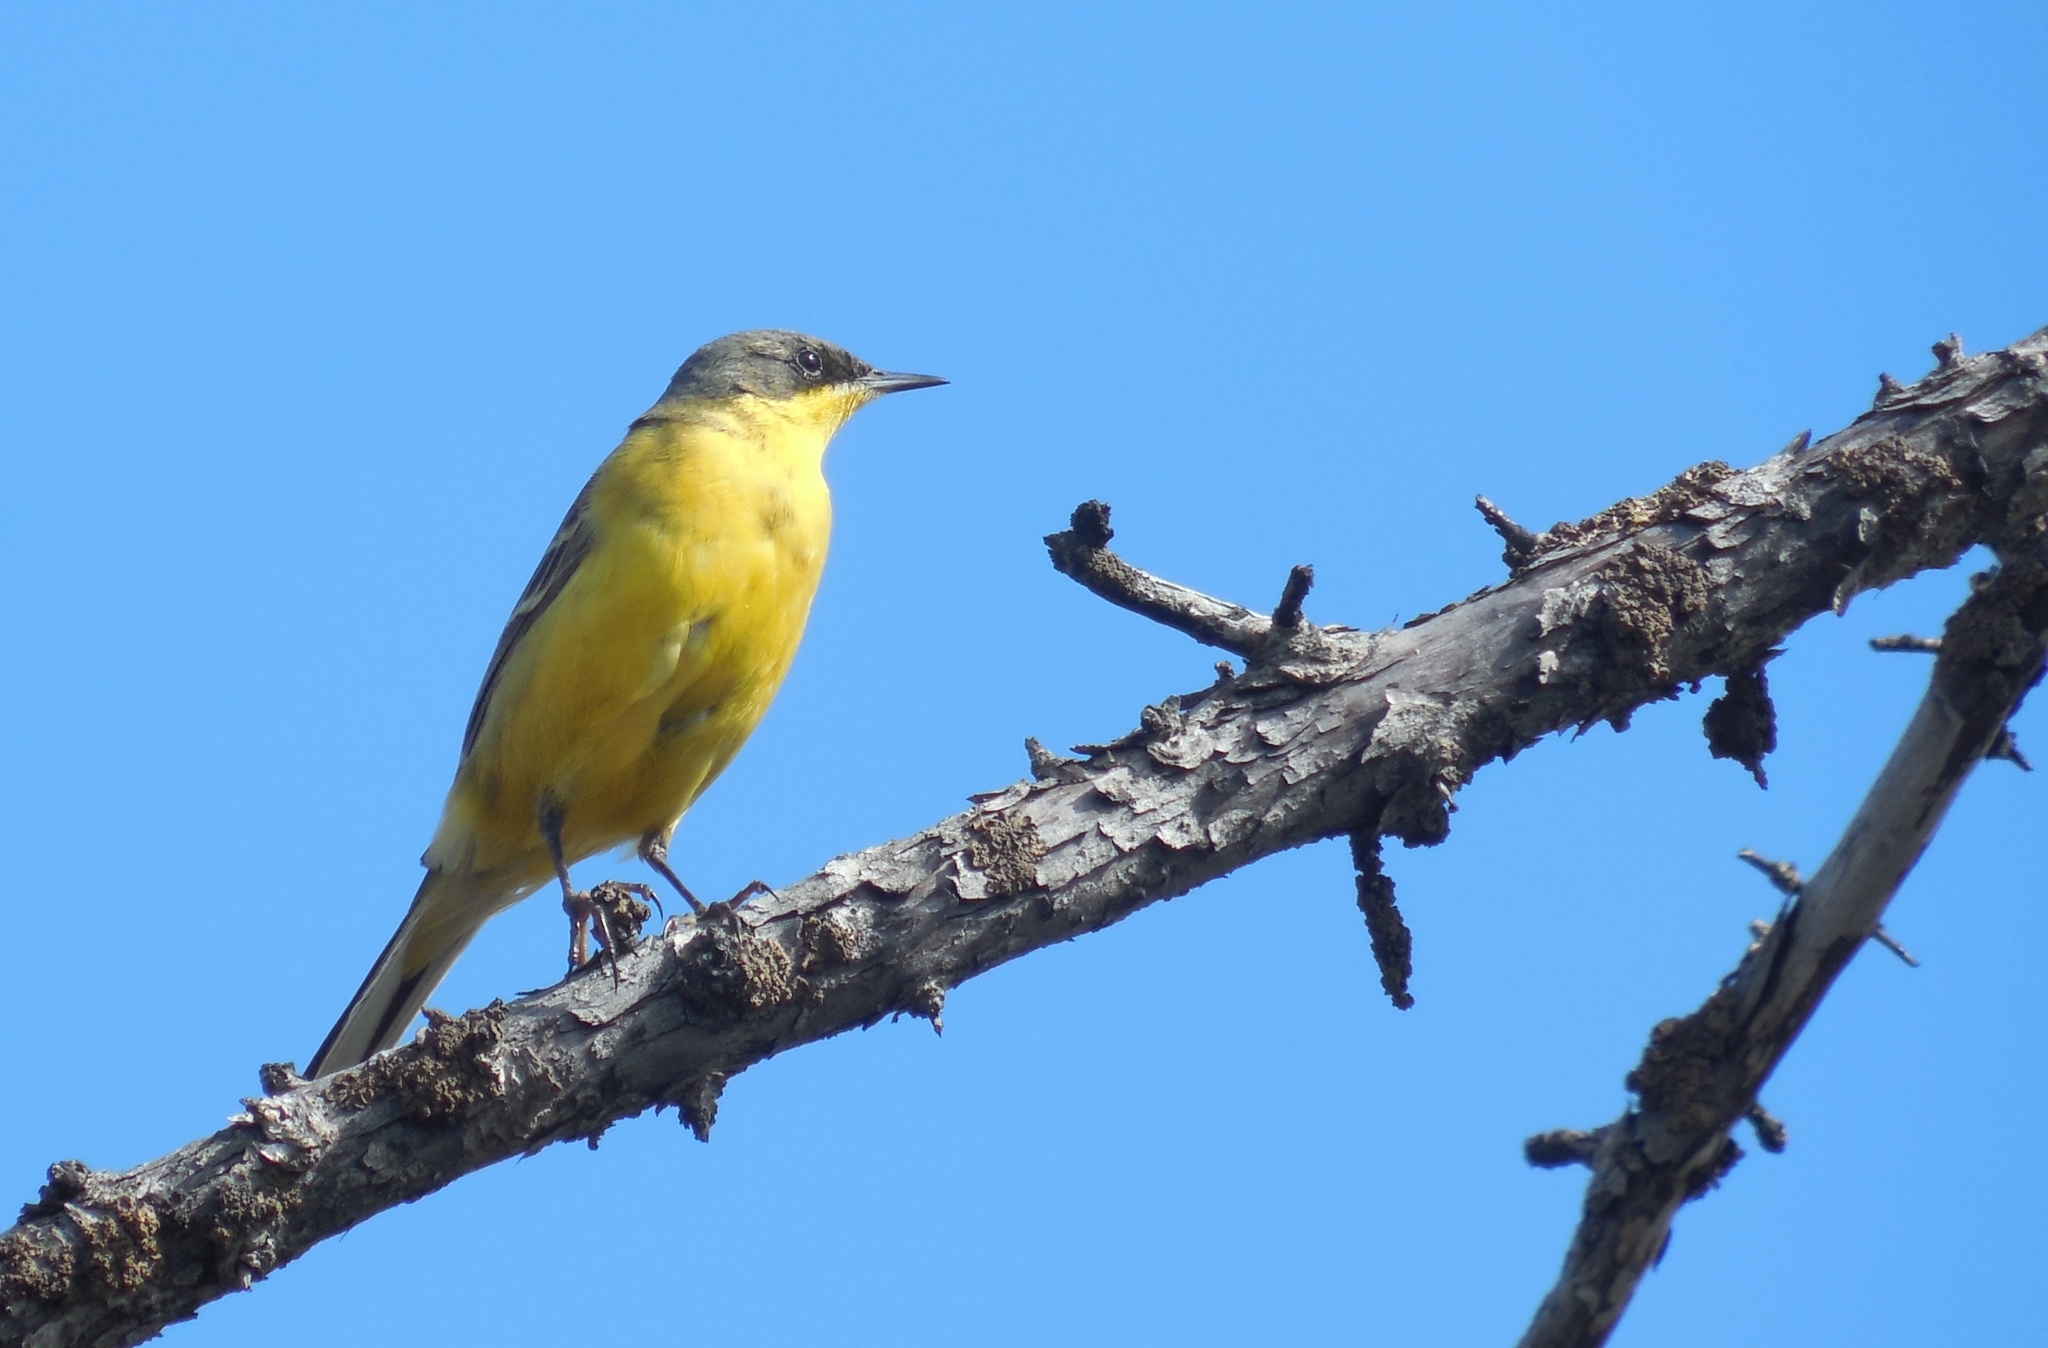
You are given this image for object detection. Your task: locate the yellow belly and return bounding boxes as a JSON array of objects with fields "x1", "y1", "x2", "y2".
[{"x1": 425, "y1": 406, "x2": 834, "y2": 896}]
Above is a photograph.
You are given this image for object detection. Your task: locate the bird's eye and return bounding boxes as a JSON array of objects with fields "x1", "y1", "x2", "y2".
[{"x1": 796, "y1": 348, "x2": 824, "y2": 378}]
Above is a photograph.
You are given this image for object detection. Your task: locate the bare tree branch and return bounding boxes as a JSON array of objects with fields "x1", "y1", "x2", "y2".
[
  {"x1": 1475, "y1": 494, "x2": 1540, "y2": 573},
  {"x1": 1516, "y1": 537, "x2": 2048, "y2": 1348},
  {"x1": 1043, "y1": 499, "x2": 1286, "y2": 656},
  {"x1": 4, "y1": 328, "x2": 2047, "y2": 1346},
  {"x1": 1871, "y1": 632, "x2": 1945, "y2": 653}
]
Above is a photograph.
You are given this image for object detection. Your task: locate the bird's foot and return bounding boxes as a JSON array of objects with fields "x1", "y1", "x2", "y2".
[
  {"x1": 562, "y1": 881, "x2": 658, "y2": 985},
  {"x1": 660, "y1": 879, "x2": 779, "y2": 936},
  {"x1": 723, "y1": 878, "x2": 777, "y2": 909},
  {"x1": 697, "y1": 879, "x2": 779, "y2": 921}
]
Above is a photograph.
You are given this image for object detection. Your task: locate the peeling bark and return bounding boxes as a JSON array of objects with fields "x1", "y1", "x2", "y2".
[{"x1": 5, "y1": 328, "x2": 2047, "y2": 1347}]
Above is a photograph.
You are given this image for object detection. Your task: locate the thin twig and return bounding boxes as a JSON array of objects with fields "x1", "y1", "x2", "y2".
[
  {"x1": 1271, "y1": 564, "x2": 1315, "y2": 630},
  {"x1": 1525, "y1": 1129, "x2": 1603, "y2": 1169},
  {"x1": 1744, "y1": 1104, "x2": 1789, "y2": 1154},
  {"x1": 1475, "y1": 494, "x2": 1541, "y2": 572},
  {"x1": 1736, "y1": 849, "x2": 1803, "y2": 896},
  {"x1": 1043, "y1": 500, "x2": 1273, "y2": 656},
  {"x1": 1986, "y1": 725, "x2": 2032, "y2": 770},
  {"x1": 1869, "y1": 924, "x2": 1922, "y2": 968}
]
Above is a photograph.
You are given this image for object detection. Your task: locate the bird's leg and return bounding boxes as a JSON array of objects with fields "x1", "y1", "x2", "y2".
[
  {"x1": 586, "y1": 904, "x2": 621, "y2": 986},
  {"x1": 639, "y1": 833, "x2": 707, "y2": 915},
  {"x1": 541, "y1": 798, "x2": 609, "y2": 978}
]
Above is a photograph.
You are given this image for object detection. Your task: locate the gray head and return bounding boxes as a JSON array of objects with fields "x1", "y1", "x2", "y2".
[{"x1": 660, "y1": 329, "x2": 945, "y2": 405}]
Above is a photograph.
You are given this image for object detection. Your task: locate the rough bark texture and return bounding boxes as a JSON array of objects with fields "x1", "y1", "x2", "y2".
[
  {"x1": 1516, "y1": 539, "x2": 2048, "y2": 1348},
  {"x1": 4, "y1": 328, "x2": 2046, "y2": 1347}
]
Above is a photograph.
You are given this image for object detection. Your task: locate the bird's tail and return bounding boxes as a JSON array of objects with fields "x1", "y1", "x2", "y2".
[{"x1": 306, "y1": 869, "x2": 496, "y2": 1078}]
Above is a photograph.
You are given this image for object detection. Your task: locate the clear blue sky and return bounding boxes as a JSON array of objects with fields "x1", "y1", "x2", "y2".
[{"x1": 3, "y1": 4, "x2": 2044, "y2": 1344}]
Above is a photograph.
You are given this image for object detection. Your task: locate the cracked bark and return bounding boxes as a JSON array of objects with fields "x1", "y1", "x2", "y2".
[{"x1": 5, "y1": 328, "x2": 2047, "y2": 1347}]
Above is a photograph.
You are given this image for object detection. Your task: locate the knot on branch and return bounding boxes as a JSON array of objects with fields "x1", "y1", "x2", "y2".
[
  {"x1": 675, "y1": 915, "x2": 796, "y2": 1018},
  {"x1": 1044, "y1": 501, "x2": 1131, "y2": 590},
  {"x1": 1363, "y1": 693, "x2": 1472, "y2": 847},
  {"x1": 899, "y1": 980, "x2": 948, "y2": 1034},
  {"x1": 1532, "y1": 538, "x2": 1715, "y2": 731},
  {"x1": 1067, "y1": 499, "x2": 1113, "y2": 548},
  {"x1": 668, "y1": 1073, "x2": 726, "y2": 1143},
  {"x1": 1596, "y1": 541, "x2": 1712, "y2": 694},
  {"x1": 1703, "y1": 660, "x2": 1779, "y2": 788},
  {"x1": 326, "y1": 1002, "x2": 509, "y2": 1123},
  {"x1": 256, "y1": 1063, "x2": 303, "y2": 1097},
  {"x1": 1624, "y1": 988, "x2": 1740, "y2": 1134},
  {"x1": 1831, "y1": 436, "x2": 1966, "y2": 505},
  {"x1": 1823, "y1": 437, "x2": 1970, "y2": 611},
  {"x1": 798, "y1": 904, "x2": 880, "y2": 973},
  {"x1": 963, "y1": 809, "x2": 1046, "y2": 899},
  {"x1": 19, "y1": 1161, "x2": 93, "y2": 1225}
]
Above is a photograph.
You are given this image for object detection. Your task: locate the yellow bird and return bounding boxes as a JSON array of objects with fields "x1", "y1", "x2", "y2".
[{"x1": 307, "y1": 330, "x2": 944, "y2": 1077}]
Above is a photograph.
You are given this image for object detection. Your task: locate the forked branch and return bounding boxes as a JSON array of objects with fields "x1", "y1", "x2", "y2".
[{"x1": 5, "y1": 329, "x2": 2047, "y2": 1347}]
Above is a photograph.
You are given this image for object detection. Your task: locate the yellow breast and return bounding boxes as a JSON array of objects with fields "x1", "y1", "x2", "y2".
[{"x1": 429, "y1": 388, "x2": 849, "y2": 888}]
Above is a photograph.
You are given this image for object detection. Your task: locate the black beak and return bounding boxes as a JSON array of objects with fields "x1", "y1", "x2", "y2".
[{"x1": 858, "y1": 369, "x2": 948, "y2": 396}]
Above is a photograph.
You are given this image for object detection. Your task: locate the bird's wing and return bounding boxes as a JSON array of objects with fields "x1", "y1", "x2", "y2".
[{"x1": 460, "y1": 478, "x2": 598, "y2": 761}]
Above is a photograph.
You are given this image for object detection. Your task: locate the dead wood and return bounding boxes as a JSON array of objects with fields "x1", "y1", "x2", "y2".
[
  {"x1": 4, "y1": 328, "x2": 2046, "y2": 1347},
  {"x1": 1516, "y1": 536, "x2": 2048, "y2": 1348}
]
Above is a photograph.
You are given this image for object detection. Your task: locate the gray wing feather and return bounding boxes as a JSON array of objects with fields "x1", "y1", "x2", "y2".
[{"x1": 460, "y1": 478, "x2": 598, "y2": 761}]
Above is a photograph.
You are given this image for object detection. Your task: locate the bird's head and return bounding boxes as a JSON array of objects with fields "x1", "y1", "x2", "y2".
[{"x1": 656, "y1": 329, "x2": 945, "y2": 433}]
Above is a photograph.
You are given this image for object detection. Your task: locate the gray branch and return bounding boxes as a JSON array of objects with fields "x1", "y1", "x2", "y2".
[
  {"x1": 1043, "y1": 499, "x2": 1284, "y2": 655},
  {"x1": 5, "y1": 329, "x2": 2048, "y2": 1347},
  {"x1": 1516, "y1": 536, "x2": 2048, "y2": 1348}
]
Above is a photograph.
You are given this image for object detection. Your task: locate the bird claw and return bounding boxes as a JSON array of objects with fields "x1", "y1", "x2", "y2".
[
  {"x1": 689, "y1": 880, "x2": 781, "y2": 927},
  {"x1": 562, "y1": 881, "x2": 658, "y2": 984}
]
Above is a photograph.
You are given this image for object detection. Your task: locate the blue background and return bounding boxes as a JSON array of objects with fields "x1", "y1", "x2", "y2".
[{"x1": 3, "y1": 4, "x2": 2044, "y2": 1344}]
